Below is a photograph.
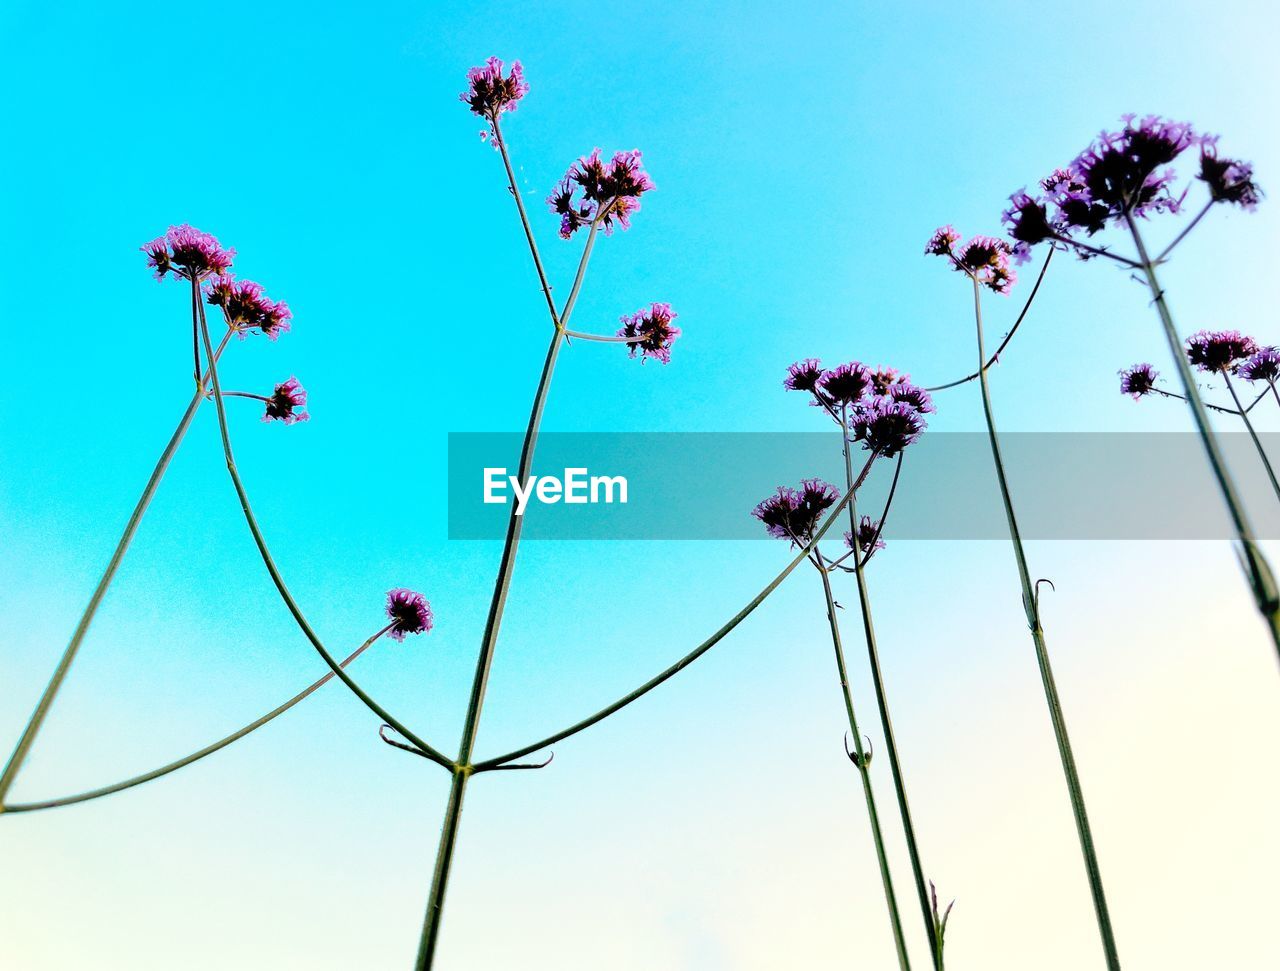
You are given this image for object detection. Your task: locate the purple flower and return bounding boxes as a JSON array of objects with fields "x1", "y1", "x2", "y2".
[
  {"x1": 1119, "y1": 363, "x2": 1158, "y2": 399},
  {"x1": 844, "y1": 515, "x2": 886, "y2": 555},
  {"x1": 1198, "y1": 137, "x2": 1261, "y2": 211},
  {"x1": 460, "y1": 57, "x2": 528, "y2": 141},
  {"x1": 548, "y1": 148, "x2": 655, "y2": 238},
  {"x1": 784, "y1": 358, "x2": 825, "y2": 393},
  {"x1": 142, "y1": 224, "x2": 235, "y2": 281},
  {"x1": 1067, "y1": 115, "x2": 1196, "y2": 226},
  {"x1": 886, "y1": 382, "x2": 936, "y2": 414},
  {"x1": 618, "y1": 302, "x2": 681, "y2": 364},
  {"x1": 1001, "y1": 190, "x2": 1055, "y2": 265},
  {"x1": 1239, "y1": 347, "x2": 1280, "y2": 384},
  {"x1": 926, "y1": 229, "x2": 1016, "y2": 294},
  {"x1": 851, "y1": 398, "x2": 927, "y2": 457},
  {"x1": 205, "y1": 275, "x2": 293, "y2": 340},
  {"x1": 818, "y1": 362, "x2": 873, "y2": 407},
  {"x1": 752, "y1": 478, "x2": 840, "y2": 546},
  {"x1": 262, "y1": 377, "x2": 309, "y2": 425},
  {"x1": 925, "y1": 225, "x2": 961, "y2": 256},
  {"x1": 869, "y1": 366, "x2": 905, "y2": 395},
  {"x1": 1185, "y1": 330, "x2": 1258, "y2": 374},
  {"x1": 385, "y1": 588, "x2": 434, "y2": 641}
]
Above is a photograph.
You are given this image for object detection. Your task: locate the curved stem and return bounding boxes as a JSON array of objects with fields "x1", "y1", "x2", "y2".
[
  {"x1": 1222, "y1": 372, "x2": 1280, "y2": 503},
  {"x1": 828, "y1": 452, "x2": 903, "y2": 572},
  {"x1": 1124, "y1": 215, "x2": 1280, "y2": 660},
  {"x1": 563, "y1": 328, "x2": 650, "y2": 344},
  {"x1": 817, "y1": 567, "x2": 911, "y2": 971},
  {"x1": 492, "y1": 116, "x2": 560, "y2": 326},
  {"x1": 0, "y1": 329, "x2": 234, "y2": 807},
  {"x1": 1150, "y1": 387, "x2": 1242, "y2": 417},
  {"x1": 472, "y1": 454, "x2": 877, "y2": 772},
  {"x1": 1155, "y1": 200, "x2": 1214, "y2": 264},
  {"x1": 926, "y1": 249, "x2": 1054, "y2": 393},
  {"x1": 194, "y1": 303, "x2": 453, "y2": 770},
  {"x1": 1, "y1": 626, "x2": 391, "y2": 815},
  {"x1": 971, "y1": 276, "x2": 1121, "y2": 970}
]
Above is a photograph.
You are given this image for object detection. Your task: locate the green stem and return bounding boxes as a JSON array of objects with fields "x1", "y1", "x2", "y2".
[
  {"x1": 817, "y1": 567, "x2": 911, "y2": 971},
  {"x1": 1, "y1": 626, "x2": 391, "y2": 815},
  {"x1": 1124, "y1": 214, "x2": 1280, "y2": 661},
  {"x1": 1222, "y1": 372, "x2": 1280, "y2": 503},
  {"x1": 971, "y1": 276, "x2": 1120, "y2": 970},
  {"x1": 840, "y1": 431, "x2": 938, "y2": 969},
  {"x1": 0, "y1": 328, "x2": 233, "y2": 807}
]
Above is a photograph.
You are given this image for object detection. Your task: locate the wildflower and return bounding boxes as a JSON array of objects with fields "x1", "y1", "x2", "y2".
[
  {"x1": 1240, "y1": 347, "x2": 1280, "y2": 384},
  {"x1": 844, "y1": 516, "x2": 886, "y2": 554},
  {"x1": 818, "y1": 362, "x2": 873, "y2": 407},
  {"x1": 1119, "y1": 363, "x2": 1158, "y2": 399},
  {"x1": 1198, "y1": 137, "x2": 1261, "y2": 211},
  {"x1": 1185, "y1": 330, "x2": 1258, "y2": 374},
  {"x1": 385, "y1": 588, "x2": 434, "y2": 641},
  {"x1": 141, "y1": 224, "x2": 235, "y2": 281},
  {"x1": 752, "y1": 478, "x2": 840, "y2": 546},
  {"x1": 957, "y1": 236, "x2": 1017, "y2": 295},
  {"x1": 618, "y1": 302, "x2": 681, "y2": 364},
  {"x1": 870, "y1": 366, "x2": 905, "y2": 395},
  {"x1": 1001, "y1": 190, "x2": 1055, "y2": 264},
  {"x1": 1066, "y1": 115, "x2": 1196, "y2": 226},
  {"x1": 460, "y1": 57, "x2": 528, "y2": 140},
  {"x1": 784, "y1": 358, "x2": 826, "y2": 393},
  {"x1": 205, "y1": 275, "x2": 293, "y2": 340},
  {"x1": 886, "y1": 382, "x2": 936, "y2": 414},
  {"x1": 548, "y1": 148, "x2": 655, "y2": 238},
  {"x1": 262, "y1": 377, "x2": 309, "y2": 425},
  {"x1": 924, "y1": 225, "x2": 961, "y2": 256},
  {"x1": 851, "y1": 398, "x2": 927, "y2": 457}
]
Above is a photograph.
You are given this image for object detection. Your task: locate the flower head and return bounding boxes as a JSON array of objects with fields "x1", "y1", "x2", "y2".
[
  {"x1": 142, "y1": 224, "x2": 235, "y2": 281},
  {"x1": 262, "y1": 377, "x2": 309, "y2": 425},
  {"x1": 844, "y1": 515, "x2": 886, "y2": 555},
  {"x1": 784, "y1": 358, "x2": 825, "y2": 393},
  {"x1": 886, "y1": 382, "x2": 936, "y2": 414},
  {"x1": 618, "y1": 302, "x2": 681, "y2": 364},
  {"x1": 924, "y1": 225, "x2": 961, "y2": 256},
  {"x1": 851, "y1": 397, "x2": 927, "y2": 457},
  {"x1": 752, "y1": 478, "x2": 840, "y2": 547},
  {"x1": 1001, "y1": 190, "x2": 1055, "y2": 265},
  {"x1": 1185, "y1": 329, "x2": 1258, "y2": 374},
  {"x1": 1239, "y1": 346, "x2": 1280, "y2": 384},
  {"x1": 1119, "y1": 363, "x2": 1158, "y2": 399},
  {"x1": 205, "y1": 275, "x2": 293, "y2": 340},
  {"x1": 1067, "y1": 115, "x2": 1196, "y2": 226},
  {"x1": 385, "y1": 588, "x2": 433, "y2": 641},
  {"x1": 869, "y1": 366, "x2": 905, "y2": 395},
  {"x1": 548, "y1": 148, "x2": 655, "y2": 238},
  {"x1": 460, "y1": 57, "x2": 528, "y2": 141},
  {"x1": 818, "y1": 362, "x2": 873, "y2": 407},
  {"x1": 927, "y1": 228, "x2": 1016, "y2": 294},
  {"x1": 1198, "y1": 137, "x2": 1261, "y2": 211}
]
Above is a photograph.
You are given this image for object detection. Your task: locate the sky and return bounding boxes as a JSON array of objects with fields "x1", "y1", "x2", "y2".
[{"x1": 1, "y1": 1, "x2": 1278, "y2": 969}]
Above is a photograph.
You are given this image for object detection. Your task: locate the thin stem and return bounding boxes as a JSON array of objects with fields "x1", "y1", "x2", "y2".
[
  {"x1": 0, "y1": 329, "x2": 233, "y2": 807},
  {"x1": 1222, "y1": 372, "x2": 1280, "y2": 503},
  {"x1": 1149, "y1": 387, "x2": 1242, "y2": 417},
  {"x1": 189, "y1": 272, "x2": 203, "y2": 389},
  {"x1": 817, "y1": 567, "x2": 911, "y2": 971},
  {"x1": 1051, "y1": 234, "x2": 1141, "y2": 268},
  {"x1": 194, "y1": 302, "x2": 453, "y2": 770},
  {"x1": 1155, "y1": 200, "x2": 1214, "y2": 264},
  {"x1": 828, "y1": 452, "x2": 903, "y2": 572},
  {"x1": 1, "y1": 626, "x2": 392, "y2": 815},
  {"x1": 1124, "y1": 214, "x2": 1280, "y2": 660},
  {"x1": 562, "y1": 328, "x2": 651, "y2": 344},
  {"x1": 926, "y1": 248, "x2": 1054, "y2": 393},
  {"x1": 840, "y1": 434, "x2": 937, "y2": 968},
  {"x1": 217, "y1": 391, "x2": 271, "y2": 402},
  {"x1": 472, "y1": 454, "x2": 877, "y2": 772},
  {"x1": 492, "y1": 116, "x2": 560, "y2": 326},
  {"x1": 971, "y1": 276, "x2": 1121, "y2": 970}
]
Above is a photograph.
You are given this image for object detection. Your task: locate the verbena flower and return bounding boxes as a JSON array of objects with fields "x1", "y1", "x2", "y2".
[
  {"x1": 924, "y1": 225, "x2": 961, "y2": 256},
  {"x1": 262, "y1": 377, "x2": 309, "y2": 425},
  {"x1": 844, "y1": 515, "x2": 886, "y2": 555},
  {"x1": 385, "y1": 588, "x2": 434, "y2": 641},
  {"x1": 618, "y1": 302, "x2": 681, "y2": 364},
  {"x1": 460, "y1": 57, "x2": 528, "y2": 142},
  {"x1": 818, "y1": 362, "x2": 873, "y2": 407},
  {"x1": 548, "y1": 148, "x2": 655, "y2": 238},
  {"x1": 1198, "y1": 136, "x2": 1261, "y2": 211},
  {"x1": 1239, "y1": 347, "x2": 1280, "y2": 383},
  {"x1": 851, "y1": 398, "x2": 927, "y2": 457},
  {"x1": 1001, "y1": 190, "x2": 1055, "y2": 264},
  {"x1": 752, "y1": 478, "x2": 840, "y2": 546},
  {"x1": 870, "y1": 366, "x2": 905, "y2": 395},
  {"x1": 926, "y1": 228, "x2": 1017, "y2": 294},
  {"x1": 886, "y1": 382, "x2": 936, "y2": 414},
  {"x1": 784, "y1": 358, "x2": 825, "y2": 393},
  {"x1": 142, "y1": 224, "x2": 235, "y2": 281},
  {"x1": 205, "y1": 275, "x2": 293, "y2": 340},
  {"x1": 1185, "y1": 329, "x2": 1258, "y2": 374},
  {"x1": 1119, "y1": 363, "x2": 1159, "y2": 399}
]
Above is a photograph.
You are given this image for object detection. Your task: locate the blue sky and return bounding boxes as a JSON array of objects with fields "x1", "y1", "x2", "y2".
[{"x1": 2, "y1": 2, "x2": 1278, "y2": 968}]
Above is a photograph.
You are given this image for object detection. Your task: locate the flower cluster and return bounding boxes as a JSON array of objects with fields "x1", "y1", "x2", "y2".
[
  {"x1": 618, "y1": 302, "x2": 681, "y2": 364},
  {"x1": 263, "y1": 377, "x2": 310, "y2": 424},
  {"x1": 925, "y1": 228, "x2": 1016, "y2": 294},
  {"x1": 1185, "y1": 329, "x2": 1257, "y2": 374},
  {"x1": 460, "y1": 57, "x2": 528, "y2": 141},
  {"x1": 142, "y1": 224, "x2": 235, "y2": 281},
  {"x1": 845, "y1": 515, "x2": 886, "y2": 555},
  {"x1": 752, "y1": 479, "x2": 840, "y2": 547},
  {"x1": 1118, "y1": 363, "x2": 1158, "y2": 399},
  {"x1": 850, "y1": 398, "x2": 928, "y2": 457},
  {"x1": 548, "y1": 148, "x2": 655, "y2": 238},
  {"x1": 1240, "y1": 346, "x2": 1280, "y2": 384},
  {"x1": 784, "y1": 358, "x2": 933, "y2": 452},
  {"x1": 205, "y1": 276, "x2": 293, "y2": 340},
  {"x1": 385, "y1": 588, "x2": 434, "y2": 641},
  {"x1": 1198, "y1": 137, "x2": 1261, "y2": 211}
]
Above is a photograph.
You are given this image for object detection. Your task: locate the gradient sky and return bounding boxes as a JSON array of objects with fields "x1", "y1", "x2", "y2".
[{"x1": 2, "y1": 1, "x2": 1278, "y2": 969}]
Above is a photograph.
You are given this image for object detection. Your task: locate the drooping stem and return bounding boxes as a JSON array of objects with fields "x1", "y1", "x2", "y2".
[
  {"x1": 971, "y1": 276, "x2": 1121, "y2": 970},
  {"x1": 1222, "y1": 371, "x2": 1280, "y2": 503},
  {"x1": 194, "y1": 302, "x2": 452, "y2": 770},
  {"x1": 839, "y1": 433, "x2": 938, "y2": 969},
  {"x1": 1, "y1": 625, "x2": 392, "y2": 815},
  {"x1": 1124, "y1": 215, "x2": 1280, "y2": 660},
  {"x1": 0, "y1": 328, "x2": 233, "y2": 807},
  {"x1": 817, "y1": 566, "x2": 911, "y2": 971}
]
